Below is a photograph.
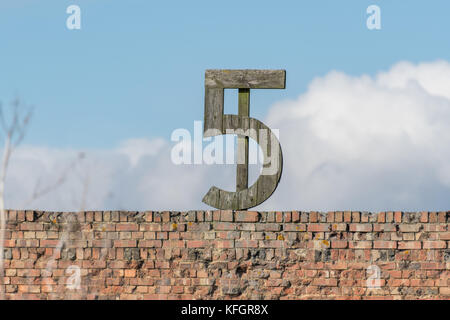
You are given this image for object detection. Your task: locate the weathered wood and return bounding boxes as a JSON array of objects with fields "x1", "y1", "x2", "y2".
[
  {"x1": 218, "y1": 189, "x2": 239, "y2": 210},
  {"x1": 202, "y1": 186, "x2": 220, "y2": 209},
  {"x1": 255, "y1": 118, "x2": 283, "y2": 205},
  {"x1": 202, "y1": 114, "x2": 283, "y2": 210},
  {"x1": 204, "y1": 88, "x2": 224, "y2": 137},
  {"x1": 205, "y1": 70, "x2": 286, "y2": 89},
  {"x1": 202, "y1": 69, "x2": 285, "y2": 210},
  {"x1": 236, "y1": 88, "x2": 250, "y2": 192}
]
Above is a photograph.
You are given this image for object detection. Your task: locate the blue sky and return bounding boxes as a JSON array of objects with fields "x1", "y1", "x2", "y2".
[
  {"x1": 2, "y1": 1, "x2": 450, "y2": 211},
  {"x1": 1, "y1": 0, "x2": 450, "y2": 149}
]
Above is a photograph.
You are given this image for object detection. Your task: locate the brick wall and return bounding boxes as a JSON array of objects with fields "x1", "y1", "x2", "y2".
[{"x1": 1, "y1": 210, "x2": 449, "y2": 300}]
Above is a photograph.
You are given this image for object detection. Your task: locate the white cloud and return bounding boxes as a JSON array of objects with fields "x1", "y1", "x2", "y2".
[
  {"x1": 116, "y1": 138, "x2": 166, "y2": 166},
  {"x1": 5, "y1": 139, "x2": 236, "y2": 211},
  {"x1": 3, "y1": 60, "x2": 450, "y2": 211},
  {"x1": 261, "y1": 60, "x2": 450, "y2": 211}
]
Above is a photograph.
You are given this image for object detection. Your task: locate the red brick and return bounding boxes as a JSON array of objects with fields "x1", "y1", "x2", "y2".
[
  {"x1": 440, "y1": 232, "x2": 450, "y2": 241},
  {"x1": 284, "y1": 212, "x2": 292, "y2": 223},
  {"x1": 82, "y1": 260, "x2": 106, "y2": 268},
  {"x1": 215, "y1": 240, "x2": 234, "y2": 248},
  {"x1": 312, "y1": 278, "x2": 337, "y2": 287},
  {"x1": 283, "y1": 224, "x2": 306, "y2": 232},
  {"x1": 144, "y1": 211, "x2": 153, "y2": 222},
  {"x1": 349, "y1": 241, "x2": 372, "y2": 249},
  {"x1": 256, "y1": 223, "x2": 281, "y2": 232},
  {"x1": 213, "y1": 211, "x2": 221, "y2": 221},
  {"x1": 85, "y1": 211, "x2": 94, "y2": 222},
  {"x1": 310, "y1": 212, "x2": 318, "y2": 222},
  {"x1": 40, "y1": 240, "x2": 60, "y2": 247},
  {"x1": 187, "y1": 240, "x2": 209, "y2": 248},
  {"x1": 220, "y1": 210, "x2": 233, "y2": 222},
  {"x1": 124, "y1": 269, "x2": 136, "y2": 278},
  {"x1": 307, "y1": 224, "x2": 331, "y2": 232},
  {"x1": 273, "y1": 212, "x2": 282, "y2": 223},
  {"x1": 235, "y1": 240, "x2": 258, "y2": 248},
  {"x1": 326, "y1": 212, "x2": 334, "y2": 222},
  {"x1": 214, "y1": 222, "x2": 236, "y2": 231},
  {"x1": 138, "y1": 240, "x2": 162, "y2": 248},
  {"x1": 410, "y1": 279, "x2": 434, "y2": 287},
  {"x1": 373, "y1": 224, "x2": 396, "y2": 232},
  {"x1": 94, "y1": 211, "x2": 102, "y2": 221},
  {"x1": 429, "y1": 212, "x2": 437, "y2": 223},
  {"x1": 386, "y1": 212, "x2": 394, "y2": 223},
  {"x1": 217, "y1": 231, "x2": 238, "y2": 239},
  {"x1": 331, "y1": 240, "x2": 348, "y2": 248},
  {"x1": 1, "y1": 210, "x2": 447, "y2": 300},
  {"x1": 421, "y1": 262, "x2": 444, "y2": 270},
  {"x1": 420, "y1": 212, "x2": 428, "y2": 223},
  {"x1": 399, "y1": 224, "x2": 420, "y2": 232},
  {"x1": 343, "y1": 211, "x2": 352, "y2": 222},
  {"x1": 349, "y1": 224, "x2": 372, "y2": 232},
  {"x1": 20, "y1": 223, "x2": 43, "y2": 231},
  {"x1": 398, "y1": 241, "x2": 421, "y2": 250},
  {"x1": 17, "y1": 211, "x2": 25, "y2": 222},
  {"x1": 25, "y1": 211, "x2": 34, "y2": 222},
  {"x1": 235, "y1": 211, "x2": 259, "y2": 222},
  {"x1": 331, "y1": 223, "x2": 347, "y2": 231},
  {"x1": 3, "y1": 240, "x2": 15, "y2": 247},
  {"x1": 374, "y1": 241, "x2": 397, "y2": 249},
  {"x1": 116, "y1": 224, "x2": 139, "y2": 232},
  {"x1": 423, "y1": 241, "x2": 446, "y2": 249},
  {"x1": 114, "y1": 240, "x2": 137, "y2": 247},
  {"x1": 352, "y1": 212, "x2": 360, "y2": 222}
]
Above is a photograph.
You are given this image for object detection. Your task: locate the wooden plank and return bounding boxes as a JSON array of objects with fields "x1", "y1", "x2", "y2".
[
  {"x1": 236, "y1": 88, "x2": 250, "y2": 193},
  {"x1": 218, "y1": 189, "x2": 239, "y2": 210},
  {"x1": 205, "y1": 70, "x2": 286, "y2": 89},
  {"x1": 240, "y1": 182, "x2": 258, "y2": 209},
  {"x1": 251, "y1": 118, "x2": 283, "y2": 206},
  {"x1": 203, "y1": 88, "x2": 224, "y2": 137},
  {"x1": 203, "y1": 116, "x2": 282, "y2": 210},
  {"x1": 202, "y1": 186, "x2": 220, "y2": 209},
  {"x1": 202, "y1": 69, "x2": 285, "y2": 210}
]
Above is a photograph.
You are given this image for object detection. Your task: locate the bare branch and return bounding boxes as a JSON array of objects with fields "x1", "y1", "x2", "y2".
[
  {"x1": 0, "y1": 97, "x2": 33, "y2": 299},
  {"x1": 22, "y1": 152, "x2": 85, "y2": 209},
  {"x1": 0, "y1": 103, "x2": 8, "y2": 135}
]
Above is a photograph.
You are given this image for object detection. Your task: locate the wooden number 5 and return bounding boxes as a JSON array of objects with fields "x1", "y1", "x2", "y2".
[{"x1": 202, "y1": 69, "x2": 285, "y2": 210}]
